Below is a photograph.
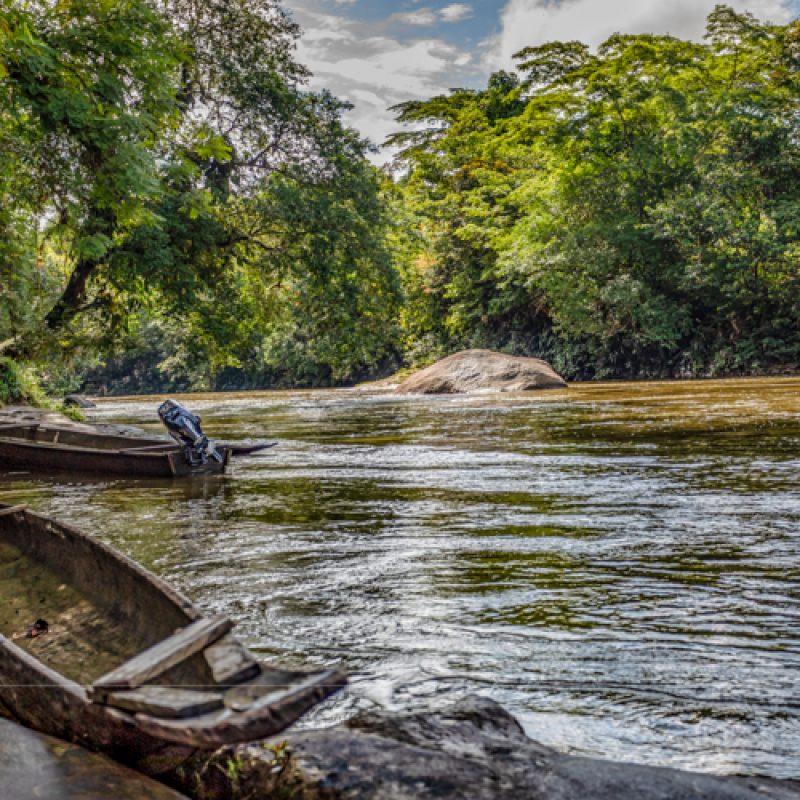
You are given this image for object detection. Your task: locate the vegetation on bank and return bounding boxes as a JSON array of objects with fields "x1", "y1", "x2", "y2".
[
  {"x1": 391, "y1": 6, "x2": 800, "y2": 379},
  {"x1": 1, "y1": 3, "x2": 798, "y2": 397}
]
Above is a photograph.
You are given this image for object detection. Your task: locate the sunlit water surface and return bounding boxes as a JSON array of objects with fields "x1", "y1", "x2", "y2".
[{"x1": 1, "y1": 378, "x2": 798, "y2": 778}]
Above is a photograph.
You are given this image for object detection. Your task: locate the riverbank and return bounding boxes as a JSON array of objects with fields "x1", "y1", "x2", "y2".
[
  {"x1": 4, "y1": 698, "x2": 798, "y2": 799},
  {"x1": 177, "y1": 695, "x2": 800, "y2": 800},
  {"x1": 0, "y1": 717, "x2": 186, "y2": 800}
]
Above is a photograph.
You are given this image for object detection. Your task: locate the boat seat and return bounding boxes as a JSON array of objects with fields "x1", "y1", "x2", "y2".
[
  {"x1": 91, "y1": 615, "x2": 233, "y2": 696},
  {"x1": 203, "y1": 634, "x2": 260, "y2": 686},
  {"x1": 101, "y1": 686, "x2": 225, "y2": 719}
]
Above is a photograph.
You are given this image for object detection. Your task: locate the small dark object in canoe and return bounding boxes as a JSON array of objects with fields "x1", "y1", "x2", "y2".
[
  {"x1": 0, "y1": 423, "x2": 230, "y2": 477},
  {"x1": 63, "y1": 395, "x2": 96, "y2": 409},
  {"x1": 27, "y1": 619, "x2": 48, "y2": 638},
  {"x1": 0, "y1": 503, "x2": 345, "y2": 771}
]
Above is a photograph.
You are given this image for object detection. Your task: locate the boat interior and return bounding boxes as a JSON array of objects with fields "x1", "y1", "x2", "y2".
[
  {"x1": 0, "y1": 506, "x2": 340, "y2": 739},
  {"x1": 0, "y1": 505, "x2": 199, "y2": 684},
  {"x1": 0, "y1": 423, "x2": 173, "y2": 453}
]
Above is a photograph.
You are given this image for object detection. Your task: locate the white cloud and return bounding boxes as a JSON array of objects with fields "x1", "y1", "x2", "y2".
[
  {"x1": 393, "y1": 4, "x2": 475, "y2": 27},
  {"x1": 440, "y1": 3, "x2": 474, "y2": 23},
  {"x1": 490, "y1": 0, "x2": 796, "y2": 69},
  {"x1": 292, "y1": 8, "x2": 477, "y2": 158},
  {"x1": 393, "y1": 8, "x2": 439, "y2": 26}
]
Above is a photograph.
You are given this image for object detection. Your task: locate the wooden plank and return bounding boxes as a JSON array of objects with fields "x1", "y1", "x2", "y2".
[
  {"x1": 0, "y1": 505, "x2": 28, "y2": 518},
  {"x1": 203, "y1": 635, "x2": 260, "y2": 686},
  {"x1": 0, "y1": 717, "x2": 189, "y2": 799},
  {"x1": 133, "y1": 667, "x2": 347, "y2": 749},
  {"x1": 92, "y1": 615, "x2": 233, "y2": 692},
  {"x1": 117, "y1": 443, "x2": 178, "y2": 454},
  {"x1": 101, "y1": 687, "x2": 224, "y2": 719}
]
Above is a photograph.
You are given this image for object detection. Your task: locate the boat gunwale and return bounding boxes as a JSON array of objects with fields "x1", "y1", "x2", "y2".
[
  {"x1": 0, "y1": 503, "x2": 203, "y2": 632},
  {"x1": 0, "y1": 504, "x2": 346, "y2": 750}
]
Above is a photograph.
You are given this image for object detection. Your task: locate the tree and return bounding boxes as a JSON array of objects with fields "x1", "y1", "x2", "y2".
[
  {"x1": 390, "y1": 6, "x2": 800, "y2": 377},
  {"x1": 0, "y1": 0, "x2": 400, "y2": 387}
]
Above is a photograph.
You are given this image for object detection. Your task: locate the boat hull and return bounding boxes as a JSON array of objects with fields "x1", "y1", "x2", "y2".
[
  {"x1": 0, "y1": 505, "x2": 345, "y2": 780},
  {"x1": 0, "y1": 426, "x2": 229, "y2": 477}
]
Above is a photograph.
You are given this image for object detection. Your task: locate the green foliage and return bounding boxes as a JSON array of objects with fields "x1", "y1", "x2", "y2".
[
  {"x1": 0, "y1": 357, "x2": 46, "y2": 406},
  {"x1": 391, "y1": 6, "x2": 800, "y2": 378},
  {"x1": 0, "y1": 0, "x2": 400, "y2": 391}
]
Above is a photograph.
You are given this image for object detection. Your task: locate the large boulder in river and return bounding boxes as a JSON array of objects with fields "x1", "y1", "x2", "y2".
[{"x1": 396, "y1": 349, "x2": 567, "y2": 394}]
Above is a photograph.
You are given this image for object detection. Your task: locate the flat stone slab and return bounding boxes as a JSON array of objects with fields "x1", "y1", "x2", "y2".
[{"x1": 0, "y1": 718, "x2": 186, "y2": 800}]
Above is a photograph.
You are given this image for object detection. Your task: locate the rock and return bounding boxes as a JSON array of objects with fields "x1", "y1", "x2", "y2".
[
  {"x1": 64, "y1": 394, "x2": 96, "y2": 409},
  {"x1": 0, "y1": 717, "x2": 187, "y2": 800},
  {"x1": 396, "y1": 350, "x2": 567, "y2": 394},
  {"x1": 188, "y1": 697, "x2": 800, "y2": 800},
  {"x1": 0, "y1": 405, "x2": 93, "y2": 429}
]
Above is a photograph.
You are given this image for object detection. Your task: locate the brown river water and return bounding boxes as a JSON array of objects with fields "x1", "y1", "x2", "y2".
[{"x1": 1, "y1": 377, "x2": 798, "y2": 778}]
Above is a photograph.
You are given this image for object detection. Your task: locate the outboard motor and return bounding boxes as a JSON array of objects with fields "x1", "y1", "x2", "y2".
[{"x1": 158, "y1": 400, "x2": 223, "y2": 466}]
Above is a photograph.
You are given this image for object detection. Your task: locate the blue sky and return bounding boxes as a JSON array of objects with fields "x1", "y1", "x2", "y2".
[{"x1": 283, "y1": 0, "x2": 799, "y2": 158}]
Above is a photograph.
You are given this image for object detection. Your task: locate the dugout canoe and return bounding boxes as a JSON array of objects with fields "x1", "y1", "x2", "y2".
[
  {"x1": 0, "y1": 423, "x2": 230, "y2": 477},
  {"x1": 0, "y1": 503, "x2": 346, "y2": 771}
]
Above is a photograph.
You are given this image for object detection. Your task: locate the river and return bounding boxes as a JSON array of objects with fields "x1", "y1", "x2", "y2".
[{"x1": 1, "y1": 377, "x2": 798, "y2": 779}]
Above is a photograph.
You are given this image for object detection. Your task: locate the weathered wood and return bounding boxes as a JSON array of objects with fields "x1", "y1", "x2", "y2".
[
  {"x1": 0, "y1": 504, "x2": 346, "y2": 766},
  {"x1": 0, "y1": 424, "x2": 229, "y2": 477},
  {"x1": 203, "y1": 635, "x2": 261, "y2": 686},
  {"x1": 134, "y1": 667, "x2": 348, "y2": 749},
  {"x1": 118, "y1": 443, "x2": 179, "y2": 453},
  {"x1": 0, "y1": 717, "x2": 187, "y2": 800},
  {"x1": 101, "y1": 687, "x2": 224, "y2": 719},
  {"x1": 92, "y1": 615, "x2": 233, "y2": 692},
  {"x1": 0, "y1": 505, "x2": 28, "y2": 517}
]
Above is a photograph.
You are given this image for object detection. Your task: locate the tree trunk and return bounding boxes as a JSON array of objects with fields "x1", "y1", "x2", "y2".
[{"x1": 43, "y1": 258, "x2": 98, "y2": 331}]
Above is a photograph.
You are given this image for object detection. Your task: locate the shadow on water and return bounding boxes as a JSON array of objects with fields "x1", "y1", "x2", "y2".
[{"x1": 1, "y1": 377, "x2": 799, "y2": 779}]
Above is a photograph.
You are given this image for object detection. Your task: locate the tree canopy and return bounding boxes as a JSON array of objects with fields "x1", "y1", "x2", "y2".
[
  {"x1": 0, "y1": 0, "x2": 399, "y2": 389},
  {"x1": 1, "y1": 3, "x2": 798, "y2": 394},
  {"x1": 391, "y1": 6, "x2": 800, "y2": 378}
]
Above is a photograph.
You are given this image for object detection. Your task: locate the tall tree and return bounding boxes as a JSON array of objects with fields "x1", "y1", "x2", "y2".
[
  {"x1": 0, "y1": 0, "x2": 400, "y2": 385},
  {"x1": 391, "y1": 6, "x2": 800, "y2": 378}
]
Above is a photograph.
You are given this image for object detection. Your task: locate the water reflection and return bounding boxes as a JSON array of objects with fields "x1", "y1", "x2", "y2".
[{"x1": 1, "y1": 377, "x2": 798, "y2": 778}]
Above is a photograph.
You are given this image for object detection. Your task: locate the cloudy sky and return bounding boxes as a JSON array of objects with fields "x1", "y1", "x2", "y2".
[{"x1": 283, "y1": 0, "x2": 799, "y2": 159}]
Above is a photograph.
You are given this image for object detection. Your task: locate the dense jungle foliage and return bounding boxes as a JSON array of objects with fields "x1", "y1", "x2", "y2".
[
  {"x1": 0, "y1": 0, "x2": 400, "y2": 395},
  {"x1": 391, "y1": 6, "x2": 800, "y2": 379},
  {"x1": 1, "y1": 3, "x2": 798, "y2": 396}
]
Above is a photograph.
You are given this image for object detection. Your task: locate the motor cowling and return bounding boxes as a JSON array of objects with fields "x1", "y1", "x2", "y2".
[{"x1": 157, "y1": 400, "x2": 223, "y2": 466}]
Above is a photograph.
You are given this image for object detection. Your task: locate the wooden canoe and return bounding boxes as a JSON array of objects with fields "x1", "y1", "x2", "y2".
[
  {"x1": 0, "y1": 423, "x2": 230, "y2": 477},
  {"x1": 0, "y1": 504, "x2": 346, "y2": 772}
]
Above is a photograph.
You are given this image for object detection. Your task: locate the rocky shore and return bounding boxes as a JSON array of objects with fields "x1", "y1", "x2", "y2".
[{"x1": 177, "y1": 697, "x2": 800, "y2": 800}]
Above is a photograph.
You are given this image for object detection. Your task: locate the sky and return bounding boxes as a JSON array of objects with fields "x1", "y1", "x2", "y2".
[{"x1": 283, "y1": 0, "x2": 800, "y2": 159}]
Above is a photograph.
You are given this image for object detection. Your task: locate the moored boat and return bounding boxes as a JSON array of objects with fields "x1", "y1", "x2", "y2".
[
  {"x1": 0, "y1": 503, "x2": 345, "y2": 775},
  {"x1": 0, "y1": 423, "x2": 230, "y2": 477}
]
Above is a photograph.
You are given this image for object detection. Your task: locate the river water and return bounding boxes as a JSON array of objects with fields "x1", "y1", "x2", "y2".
[{"x1": 1, "y1": 378, "x2": 798, "y2": 779}]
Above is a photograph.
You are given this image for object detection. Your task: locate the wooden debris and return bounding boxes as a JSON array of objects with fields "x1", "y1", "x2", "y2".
[
  {"x1": 92, "y1": 615, "x2": 233, "y2": 693},
  {"x1": 204, "y1": 635, "x2": 260, "y2": 686},
  {"x1": 102, "y1": 687, "x2": 224, "y2": 719}
]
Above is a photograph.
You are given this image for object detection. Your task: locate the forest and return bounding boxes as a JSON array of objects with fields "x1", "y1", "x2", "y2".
[{"x1": 1, "y1": 1, "x2": 799, "y2": 400}]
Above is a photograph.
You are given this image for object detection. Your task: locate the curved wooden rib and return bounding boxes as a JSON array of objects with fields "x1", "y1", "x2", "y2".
[{"x1": 133, "y1": 668, "x2": 347, "y2": 749}]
